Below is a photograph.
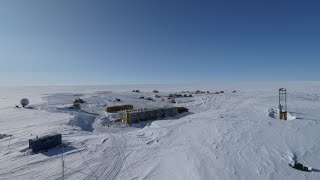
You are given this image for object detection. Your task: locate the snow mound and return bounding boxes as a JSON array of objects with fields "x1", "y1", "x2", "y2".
[
  {"x1": 68, "y1": 114, "x2": 96, "y2": 131},
  {"x1": 268, "y1": 108, "x2": 296, "y2": 120},
  {"x1": 99, "y1": 116, "x2": 111, "y2": 126}
]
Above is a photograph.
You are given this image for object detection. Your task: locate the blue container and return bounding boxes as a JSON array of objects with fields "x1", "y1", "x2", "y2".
[
  {"x1": 140, "y1": 112, "x2": 146, "y2": 121},
  {"x1": 157, "y1": 109, "x2": 165, "y2": 118},
  {"x1": 129, "y1": 113, "x2": 136, "y2": 124},
  {"x1": 29, "y1": 133, "x2": 62, "y2": 153}
]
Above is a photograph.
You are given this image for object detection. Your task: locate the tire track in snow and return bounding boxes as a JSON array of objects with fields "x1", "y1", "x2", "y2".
[{"x1": 84, "y1": 134, "x2": 123, "y2": 180}]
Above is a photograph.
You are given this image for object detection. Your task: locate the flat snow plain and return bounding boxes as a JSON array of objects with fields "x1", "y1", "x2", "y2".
[{"x1": 0, "y1": 82, "x2": 320, "y2": 180}]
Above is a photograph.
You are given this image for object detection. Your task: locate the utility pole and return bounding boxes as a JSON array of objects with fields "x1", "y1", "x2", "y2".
[{"x1": 61, "y1": 145, "x2": 65, "y2": 180}]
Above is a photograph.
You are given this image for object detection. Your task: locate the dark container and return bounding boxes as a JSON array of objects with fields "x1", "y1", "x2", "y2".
[{"x1": 29, "y1": 133, "x2": 62, "y2": 153}]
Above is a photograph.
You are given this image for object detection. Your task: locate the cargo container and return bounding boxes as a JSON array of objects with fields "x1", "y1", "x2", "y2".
[{"x1": 29, "y1": 133, "x2": 62, "y2": 153}]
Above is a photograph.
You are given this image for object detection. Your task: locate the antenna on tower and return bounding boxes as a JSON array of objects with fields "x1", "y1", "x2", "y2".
[{"x1": 279, "y1": 88, "x2": 287, "y2": 120}]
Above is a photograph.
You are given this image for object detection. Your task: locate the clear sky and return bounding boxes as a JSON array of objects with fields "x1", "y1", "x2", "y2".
[{"x1": 0, "y1": 0, "x2": 319, "y2": 86}]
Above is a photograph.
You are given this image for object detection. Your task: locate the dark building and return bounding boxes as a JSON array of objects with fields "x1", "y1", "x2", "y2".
[
  {"x1": 117, "y1": 106, "x2": 187, "y2": 125},
  {"x1": 29, "y1": 133, "x2": 62, "y2": 153}
]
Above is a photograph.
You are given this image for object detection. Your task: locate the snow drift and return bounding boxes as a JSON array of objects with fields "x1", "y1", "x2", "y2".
[{"x1": 268, "y1": 108, "x2": 297, "y2": 120}]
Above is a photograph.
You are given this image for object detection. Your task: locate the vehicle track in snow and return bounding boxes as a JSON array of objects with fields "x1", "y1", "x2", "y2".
[{"x1": 84, "y1": 134, "x2": 123, "y2": 180}]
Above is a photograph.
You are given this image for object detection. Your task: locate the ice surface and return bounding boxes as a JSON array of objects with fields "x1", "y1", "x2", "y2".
[{"x1": 0, "y1": 82, "x2": 320, "y2": 180}]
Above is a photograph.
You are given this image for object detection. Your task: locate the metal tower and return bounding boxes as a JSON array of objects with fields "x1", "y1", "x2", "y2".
[{"x1": 279, "y1": 88, "x2": 287, "y2": 120}]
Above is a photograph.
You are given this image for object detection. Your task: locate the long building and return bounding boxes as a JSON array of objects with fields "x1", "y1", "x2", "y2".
[{"x1": 117, "y1": 107, "x2": 180, "y2": 125}]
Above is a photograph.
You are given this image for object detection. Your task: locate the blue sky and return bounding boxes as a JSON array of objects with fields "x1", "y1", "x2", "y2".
[{"x1": 0, "y1": 0, "x2": 320, "y2": 85}]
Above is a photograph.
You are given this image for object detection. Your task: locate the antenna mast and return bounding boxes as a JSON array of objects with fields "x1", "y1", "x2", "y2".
[{"x1": 279, "y1": 88, "x2": 287, "y2": 120}]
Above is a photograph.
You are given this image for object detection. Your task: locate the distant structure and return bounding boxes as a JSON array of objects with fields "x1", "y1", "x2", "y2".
[
  {"x1": 167, "y1": 97, "x2": 176, "y2": 103},
  {"x1": 279, "y1": 88, "x2": 287, "y2": 120},
  {"x1": 29, "y1": 133, "x2": 62, "y2": 153},
  {"x1": 73, "y1": 99, "x2": 81, "y2": 109},
  {"x1": 20, "y1": 98, "x2": 29, "y2": 108}
]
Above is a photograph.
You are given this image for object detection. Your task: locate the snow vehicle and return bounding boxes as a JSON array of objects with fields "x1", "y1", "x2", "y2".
[
  {"x1": 73, "y1": 99, "x2": 81, "y2": 109},
  {"x1": 78, "y1": 98, "x2": 86, "y2": 103},
  {"x1": 289, "y1": 162, "x2": 312, "y2": 172}
]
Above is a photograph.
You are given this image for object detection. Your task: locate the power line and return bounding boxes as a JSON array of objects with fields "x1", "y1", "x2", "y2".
[
  {"x1": 62, "y1": 145, "x2": 65, "y2": 180},
  {"x1": 25, "y1": 150, "x2": 35, "y2": 180},
  {"x1": 7, "y1": 135, "x2": 12, "y2": 149}
]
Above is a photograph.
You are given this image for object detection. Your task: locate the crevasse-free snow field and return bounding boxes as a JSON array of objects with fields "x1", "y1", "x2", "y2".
[{"x1": 0, "y1": 83, "x2": 320, "y2": 180}]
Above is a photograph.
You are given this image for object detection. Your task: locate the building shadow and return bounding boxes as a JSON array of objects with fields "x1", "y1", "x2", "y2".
[
  {"x1": 289, "y1": 112, "x2": 319, "y2": 122},
  {"x1": 312, "y1": 168, "x2": 320, "y2": 173},
  {"x1": 25, "y1": 106, "x2": 36, "y2": 109},
  {"x1": 56, "y1": 107, "x2": 99, "y2": 116},
  {"x1": 79, "y1": 109, "x2": 100, "y2": 116},
  {"x1": 296, "y1": 117, "x2": 319, "y2": 122},
  {"x1": 41, "y1": 144, "x2": 77, "y2": 157},
  {"x1": 290, "y1": 112, "x2": 306, "y2": 115},
  {"x1": 130, "y1": 112, "x2": 194, "y2": 129}
]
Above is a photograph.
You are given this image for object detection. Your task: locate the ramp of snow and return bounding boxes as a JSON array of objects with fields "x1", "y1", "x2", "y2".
[{"x1": 68, "y1": 114, "x2": 96, "y2": 132}]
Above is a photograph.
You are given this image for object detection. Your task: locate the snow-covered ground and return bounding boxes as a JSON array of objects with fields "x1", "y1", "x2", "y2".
[{"x1": 1, "y1": 82, "x2": 320, "y2": 180}]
